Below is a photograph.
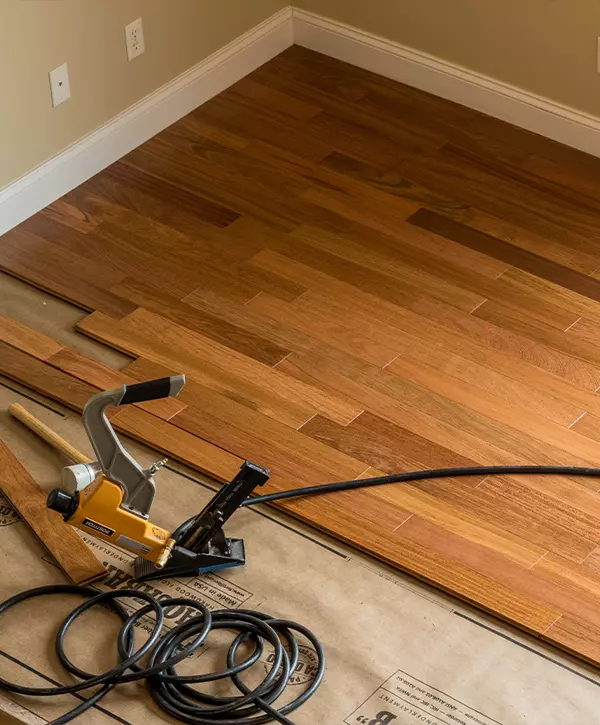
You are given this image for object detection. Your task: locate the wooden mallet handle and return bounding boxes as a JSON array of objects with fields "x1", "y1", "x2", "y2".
[{"x1": 8, "y1": 403, "x2": 91, "y2": 465}]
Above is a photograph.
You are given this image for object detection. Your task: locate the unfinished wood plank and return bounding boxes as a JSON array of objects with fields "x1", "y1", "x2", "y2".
[{"x1": 0, "y1": 441, "x2": 106, "y2": 585}]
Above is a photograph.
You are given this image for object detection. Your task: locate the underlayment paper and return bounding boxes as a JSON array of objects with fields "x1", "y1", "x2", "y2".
[{"x1": 0, "y1": 386, "x2": 599, "y2": 725}]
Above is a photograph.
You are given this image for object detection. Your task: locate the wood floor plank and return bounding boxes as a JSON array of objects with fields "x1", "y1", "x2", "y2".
[
  {"x1": 411, "y1": 296, "x2": 600, "y2": 391},
  {"x1": 124, "y1": 357, "x2": 317, "y2": 431},
  {"x1": 543, "y1": 616, "x2": 600, "y2": 664},
  {"x1": 385, "y1": 355, "x2": 600, "y2": 464},
  {"x1": 384, "y1": 338, "x2": 584, "y2": 427},
  {"x1": 300, "y1": 411, "x2": 483, "y2": 475},
  {"x1": 399, "y1": 516, "x2": 600, "y2": 629},
  {"x1": 414, "y1": 477, "x2": 598, "y2": 564},
  {"x1": 276, "y1": 490, "x2": 562, "y2": 633},
  {"x1": 409, "y1": 208, "x2": 600, "y2": 303},
  {"x1": 277, "y1": 348, "x2": 560, "y2": 469},
  {"x1": 47, "y1": 348, "x2": 186, "y2": 421},
  {"x1": 0, "y1": 314, "x2": 63, "y2": 361},
  {"x1": 399, "y1": 147, "x2": 600, "y2": 252},
  {"x1": 0, "y1": 441, "x2": 107, "y2": 585},
  {"x1": 0, "y1": 341, "x2": 98, "y2": 411},
  {"x1": 108, "y1": 406, "x2": 243, "y2": 483},
  {"x1": 7, "y1": 46, "x2": 600, "y2": 669},
  {"x1": 0, "y1": 228, "x2": 135, "y2": 318},
  {"x1": 40, "y1": 198, "x2": 100, "y2": 234},
  {"x1": 492, "y1": 268, "x2": 600, "y2": 325},
  {"x1": 445, "y1": 206, "x2": 600, "y2": 274},
  {"x1": 171, "y1": 404, "x2": 368, "y2": 486},
  {"x1": 288, "y1": 226, "x2": 486, "y2": 312},
  {"x1": 472, "y1": 300, "x2": 600, "y2": 372},
  {"x1": 249, "y1": 227, "x2": 484, "y2": 313},
  {"x1": 107, "y1": 278, "x2": 291, "y2": 366},
  {"x1": 319, "y1": 152, "x2": 477, "y2": 230},
  {"x1": 77, "y1": 309, "x2": 363, "y2": 426},
  {"x1": 248, "y1": 293, "x2": 399, "y2": 367},
  {"x1": 570, "y1": 413, "x2": 600, "y2": 444},
  {"x1": 250, "y1": 247, "x2": 600, "y2": 391},
  {"x1": 101, "y1": 160, "x2": 241, "y2": 228},
  {"x1": 567, "y1": 317, "x2": 600, "y2": 346},
  {"x1": 251, "y1": 247, "x2": 600, "y2": 426},
  {"x1": 196, "y1": 96, "x2": 334, "y2": 164},
  {"x1": 289, "y1": 225, "x2": 581, "y2": 331}
]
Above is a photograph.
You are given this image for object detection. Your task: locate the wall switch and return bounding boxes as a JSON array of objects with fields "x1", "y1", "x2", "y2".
[
  {"x1": 125, "y1": 18, "x2": 145, "y2": 61},
  {"x1": 49, "y1": 63, "x2": 71, "y2": 107}
]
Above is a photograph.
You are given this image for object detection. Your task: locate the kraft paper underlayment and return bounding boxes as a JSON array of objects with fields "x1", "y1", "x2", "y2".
[{"x1": 0, "y1": 385, "x2": 599, "y2": 725}]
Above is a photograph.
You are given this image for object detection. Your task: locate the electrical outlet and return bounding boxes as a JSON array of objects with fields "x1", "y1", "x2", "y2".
[
  {"x1": 125, "y1": 18, "x2": 145, "y2": 61},
  {"x1": 49, "y1": 63, "x2": 71, "y2": 107}
]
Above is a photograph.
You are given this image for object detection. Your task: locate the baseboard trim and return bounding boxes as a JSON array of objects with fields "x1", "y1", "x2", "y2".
[
  {"x1": 0, "y1": 6, "x2": 294, "y2": 236},
  {"x1": 5, "y1": 6, "x2": 600, "y2": 236},
  {"x1": 293, "y1": 8, "x2": 600, "y2": 159}
]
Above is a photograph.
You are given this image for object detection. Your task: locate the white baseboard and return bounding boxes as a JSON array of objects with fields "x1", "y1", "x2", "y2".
[
  {"x1": 0, "y1": 6, "x2": 294, "y2": 236},
  {"x1": 293, "y1": 8, "x2": 600, "y2": 160},
  {"x1": 5, "y1": 5, "x2": 600, "y2": 237}
]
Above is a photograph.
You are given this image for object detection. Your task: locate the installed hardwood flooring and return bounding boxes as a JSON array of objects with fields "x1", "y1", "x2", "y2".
[{"x1": 5, "y1": 46, "x2": 600, "y2": 666}]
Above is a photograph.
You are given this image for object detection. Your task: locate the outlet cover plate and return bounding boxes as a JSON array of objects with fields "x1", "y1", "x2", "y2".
[
  {"x1": 49, "y1": 63, "x2": 71, "y2": 107},
  {"x1": 125, "y1": 18, "x2": 145, "y2": 61}
]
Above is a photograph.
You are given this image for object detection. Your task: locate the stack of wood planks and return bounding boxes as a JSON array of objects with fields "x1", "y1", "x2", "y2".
[{"x1": 3, "y1": 47, "x2": 600, "y2": 667}]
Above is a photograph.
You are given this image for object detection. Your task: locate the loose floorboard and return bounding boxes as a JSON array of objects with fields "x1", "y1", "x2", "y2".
[{"x1": 4, "y1": 46, "x2": 600, "y2": 666}]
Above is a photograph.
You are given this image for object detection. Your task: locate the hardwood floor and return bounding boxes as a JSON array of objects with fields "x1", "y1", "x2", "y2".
[{"x1": 4, "y1": 46, "x2": 600, "y2": 665}]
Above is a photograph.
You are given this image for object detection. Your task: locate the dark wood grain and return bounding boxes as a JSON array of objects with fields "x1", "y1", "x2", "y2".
[
  {"x1": 101, "y1": 161, "x2": 241, "y2": 228},
  {"x1": 409, "y1": 208, "x2": 600, "y2": 303}
]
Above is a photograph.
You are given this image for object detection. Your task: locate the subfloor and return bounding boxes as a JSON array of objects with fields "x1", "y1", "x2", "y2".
[
  {"x1": 2, "y1": 376, "x2": 600, "y2": 725},
  {"x1": 3, "y1": 46, "x2": 600, "y2": 668}
]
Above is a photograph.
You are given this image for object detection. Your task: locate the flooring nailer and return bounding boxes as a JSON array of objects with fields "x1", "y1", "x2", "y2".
[{"x1": 45, "y1": 375, "x2": 270, "y2": 581}]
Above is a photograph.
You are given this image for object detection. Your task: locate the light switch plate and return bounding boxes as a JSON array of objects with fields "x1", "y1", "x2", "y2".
[{"x1": 49, "y1": 63, "x2": 71, "y2": 107}]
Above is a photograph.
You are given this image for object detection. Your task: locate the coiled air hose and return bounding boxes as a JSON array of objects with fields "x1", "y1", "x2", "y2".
[
  {"x1": 4, "y1": 464, "x2": 600, "y2": 724},
  {"x1": 0, "y1": 585, "x2": 324, "y2": 725}
]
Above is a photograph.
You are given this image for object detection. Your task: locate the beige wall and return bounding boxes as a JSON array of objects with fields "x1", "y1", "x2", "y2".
[
  {"x1": 296, "y1": 0, "x2": 600, "y2": 117},
  {"x1": 0, "y1": 0, "x2": 286, "y2": 190}
]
